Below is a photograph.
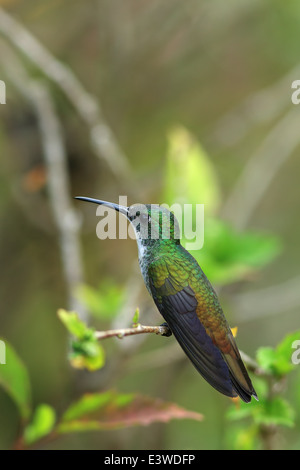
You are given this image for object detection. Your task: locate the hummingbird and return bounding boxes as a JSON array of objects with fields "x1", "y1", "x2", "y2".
[{"x1": 75, "y1": 197, "x2": 258, "y2": 403}]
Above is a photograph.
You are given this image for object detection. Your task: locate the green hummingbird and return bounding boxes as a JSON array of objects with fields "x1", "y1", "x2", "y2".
[{"x1": 75, "y1": 197, "x2": 257, "y2": 403}]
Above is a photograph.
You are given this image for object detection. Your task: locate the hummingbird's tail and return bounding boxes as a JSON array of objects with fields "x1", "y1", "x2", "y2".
[
  {"x1": 162, "y1": 308, "x2": 258, "y2": 403},
  {"x1": 222, "y1": 347, "x2": 258, "y2": 403}
]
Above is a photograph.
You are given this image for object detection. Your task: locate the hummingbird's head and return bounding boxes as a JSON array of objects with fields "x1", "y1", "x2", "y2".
[
  {"x1": 75, "y1": 197, "x2": 180, "y2": 245},
  {"x1": 128, "y1": 204, "x2": 180, "y2": 244}
]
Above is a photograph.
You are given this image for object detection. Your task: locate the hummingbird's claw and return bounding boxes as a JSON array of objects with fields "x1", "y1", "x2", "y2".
[{"x1": 160, "y1": 322, "x2": 172, "y2": 337}]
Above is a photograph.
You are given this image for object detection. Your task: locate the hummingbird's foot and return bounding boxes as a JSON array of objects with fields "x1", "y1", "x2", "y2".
[{"x1": 159, "y1": 322, "x2": 172, "y2": 337}]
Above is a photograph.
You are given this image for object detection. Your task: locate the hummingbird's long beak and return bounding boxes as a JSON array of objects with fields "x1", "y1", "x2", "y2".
[{"x1": 75, "y1": 196, "x2": 129, "y2": 217}]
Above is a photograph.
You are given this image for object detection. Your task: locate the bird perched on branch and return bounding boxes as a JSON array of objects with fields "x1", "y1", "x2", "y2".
[{"x1": 76, "y1": 197, "x2": 258, "y2": 403}]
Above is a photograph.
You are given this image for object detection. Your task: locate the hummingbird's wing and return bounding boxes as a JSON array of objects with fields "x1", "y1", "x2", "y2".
[{"x1": 148, "y1": 254, "x2": 257, "y2": 403}]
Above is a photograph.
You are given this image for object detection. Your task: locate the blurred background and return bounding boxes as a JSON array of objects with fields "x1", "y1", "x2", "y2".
[{"x1": 0, "y1": 0, "x2": 300, "y2": 450}]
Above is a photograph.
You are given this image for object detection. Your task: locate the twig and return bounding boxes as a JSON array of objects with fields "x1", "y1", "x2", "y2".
[
  {"x1": 94, "y1": 321, "x2": 264, "y2": 380},
  {"x1": 95, "y1": 323, "x2": 171, "y2": 340},
  {"x1": 0, "y1": 7, "x2": 130, "y2": 180},
  {"x1": 32, "y1": 84, "x2": 87, "y2": 318},
  {"x1": 1, "y1": 44, "x2": 87, "y2": 320}
]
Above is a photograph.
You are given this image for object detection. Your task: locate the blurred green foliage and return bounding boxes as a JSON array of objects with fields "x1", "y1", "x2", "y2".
[
  {"x1": 163, "y1": 126, "x2": 222, "y2": 214},
  {"x1": 0, "y1": 0, "x2": 300, "y2": 451},
  {"x1": 24, "y1": 404, "x2": 56, "y2": 446},
  {"x1": 75, "y1": 280, "x2": 125, "y2": 320},
  {"x1": 1, "y1": 124, "x2": 297, "y2": 450},
  {"x1": 58, "y1": 309, "x2": 105, "y2": 371},
  {"x1": 163, "y1": 127, "x2": 282, "y2": 284},
  {"x1": 256, "y1": 330, "x2": 300, "y2": 376},
  {"x1": 194, "y1": 219, "x2": 282, "y2": 285},
  {"x1": 1, "y1": 326, "x2": 299, "y2": 449},
  {"x1": 0, "y1": 339, "x2": 203, "y2": 449},
  {"x1": 0, "y1": 339, "x2": 31, "y2": 422},
  {"x1": 226, "y1": 330, "x2": 300, "y2": 449}
]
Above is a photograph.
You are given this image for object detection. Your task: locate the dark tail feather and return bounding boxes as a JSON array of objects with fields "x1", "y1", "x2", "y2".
[
  {"x1": 165, "y1": 313, "x2": 238, "y2": 399},
  {"x1": 164, "y1": 312, "x2": 257, "y2": 403},
  {"x1": 225, "y1": 352, "x2": 258, "y2": 403}
]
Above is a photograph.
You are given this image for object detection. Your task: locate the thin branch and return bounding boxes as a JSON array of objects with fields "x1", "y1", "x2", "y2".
[
  {"x1": 32, "y1": 84, "x2": 87, "y2": 318},
  {"x1": 95, "y1": 323, "x2": 171, "y2": 340},
  {"x1": 1, "y1": 44, "x2": 87, "y2": 320},
  {"x1": 0, "y1": 7, "x2": 130, "y2": 180},
  {"x1": 95, "y1": 321, "x2": 266, "y2": 378}
]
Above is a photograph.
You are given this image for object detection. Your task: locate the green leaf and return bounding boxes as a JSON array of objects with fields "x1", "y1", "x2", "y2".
[
  {"x1": 161, "y1": 127, "x2": 281, "y2": 285},
  {"x1": 61, "y1": 391, "x2": 135, "y2": 424},
  {"x1": 277, "y1": 330, "x2": 300, "y2": 371},
  {"x1": 256, "y1": 330, "x2": 300, "y2": 376},
  {"x1": 57, "y1": 391, "x2": 203, "y2": 433},
  {"x1": 132, "y1": 308, "x2": 140, "y2": 326},
  {"x1": 227, "y1": 393, "x2": 295, "y2": 429},
  {"x1": 256, "y1": 347, "x2": 278, "y2": 374},
  {"x1": 62, "y1": 391, "x2": 114, "y2": 422},
  {"x1": 57, "y1": 309, "x2": 90, "y2": 340},
  {"x1": 163, "y1": 126, "x2": 221, "y2": 215},
  {"x1": 70, "y1": 339, "x2": 105, "y2": 371},
  {"x1": 254, "y1": 397, "x2": 295, "y2": 428},
  {"x1": 191, "y1": 219, "x2": 281, "y2": 285},
  {"x1": 75, "y1": 280, "x2": 124, "y2": 320},
  {"x1": 57, "y1": 309, "x2": 105, "y2": 371},
  {"x1": 0, "y1": 339, "x2": 31, "y2": 421},
  {"x1": 23, "y1": 404, "x2": 56, "y2": 446}
]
